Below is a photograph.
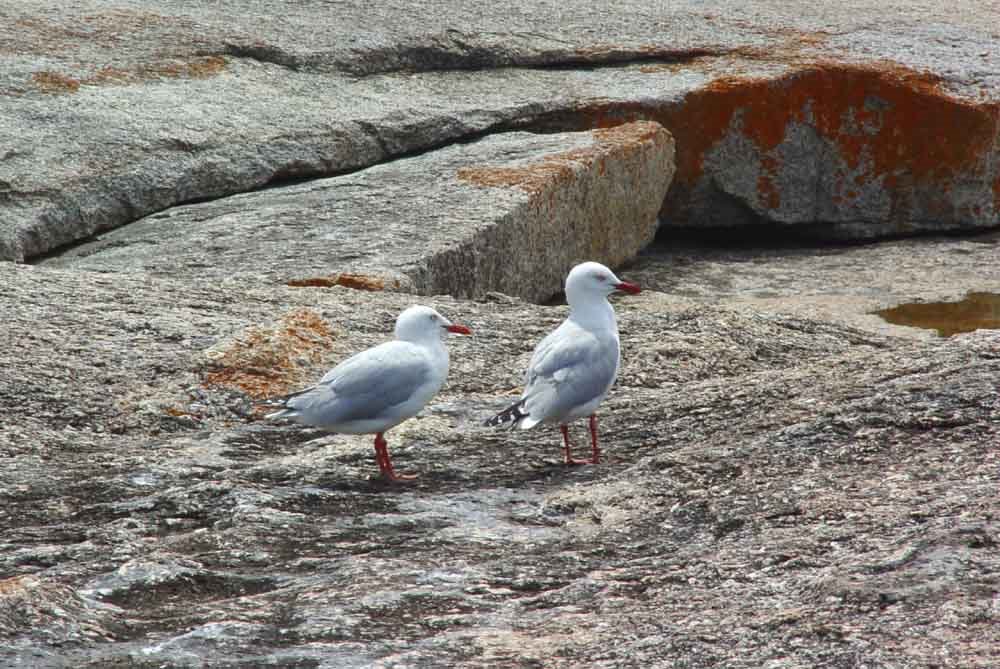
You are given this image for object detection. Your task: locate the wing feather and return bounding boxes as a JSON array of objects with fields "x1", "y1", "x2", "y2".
[
  {"x1": 521, "y1": 321, "x2": 619, "y2": 423},
  {"x1": 285, "y1": 341, "x2": 434, "y2": 426}
]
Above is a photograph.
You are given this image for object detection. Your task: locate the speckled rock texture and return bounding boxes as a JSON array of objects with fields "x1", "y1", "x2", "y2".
[
  {"x1": 41, "y1": 122, "x2": 675, "y2": 303},
  {"x1": 3, "y1": 232, "x2": 1000, "y2": 666},
  {"x1": 1, "y1": 0, "x2": 999, "y2": 261}
]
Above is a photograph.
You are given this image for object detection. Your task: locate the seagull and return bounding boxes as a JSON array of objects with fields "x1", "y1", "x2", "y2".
[
  {"x1": 262, "y1": 305, "x2": 471, "y2": 481},
  {"x1": 484, "y1": 261, "x2": 640, "y2": 465}
]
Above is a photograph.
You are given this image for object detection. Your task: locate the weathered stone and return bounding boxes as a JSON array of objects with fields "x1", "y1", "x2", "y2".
[
  {"x1": 0, "y1": 575, "x2": 122, "y2": 651},
  {"x1": 2, "y1": 234, "x2": 1000, "y2": 666},
  {"x1": 41, "y1": 122, "x2": 675, "y2": 303},
  {"x1": 81, "y1": 558, "x2": 276, "y2": 608},
  {"x1": 2, "y1": 1, "x2": 999, "y2": 261},
  {"x1": 650, "y1": 66, "x2": 1000, "y2": 238}
]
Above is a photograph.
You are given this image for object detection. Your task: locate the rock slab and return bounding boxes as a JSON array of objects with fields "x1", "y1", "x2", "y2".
[
  {"x1": 2, "y1": 1, "x2": 999, "y2": 261},
  {"x1": 43, "y1": 121, "x2": 675, "y2": 303}
]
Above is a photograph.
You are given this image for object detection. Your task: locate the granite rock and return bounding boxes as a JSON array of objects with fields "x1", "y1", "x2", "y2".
[
  {"x1": 2, "y1": 1, "x2": 999, "y2": 261},
  {"x1": 2, "y1": 245, "x2": 999, "y2": 666},
  {"x1": 42, "y1": 122, "x2": 675, "y2": 303}
]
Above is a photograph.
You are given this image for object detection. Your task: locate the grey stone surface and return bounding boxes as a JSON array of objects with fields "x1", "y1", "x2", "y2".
[
  {"x1": 629, "y1": 229, "x2": 1000, "y2": 337},
  {"x1": 2, "y1": 1, "x2": 999, "y2": 261},
  {"x1": 42, "y1": 122, "x2": 675, "y2": 303},
  {"x1": 4, "y1": 2, "x2": 1000, "y2": 666},
  {"x1": 2, "y1": 238, "x2": 1000, "y2": 666}
]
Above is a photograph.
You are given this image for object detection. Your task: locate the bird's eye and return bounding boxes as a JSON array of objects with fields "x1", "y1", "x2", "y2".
[{"x1": 593, "y1": 273, "x2": 609, "y2": 282}]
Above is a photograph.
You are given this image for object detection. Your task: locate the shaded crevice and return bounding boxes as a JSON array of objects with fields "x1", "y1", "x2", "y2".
[
  {"x1": 215, "y1": 42, "x2": 303, "y2": 71},
  {"x1": 213, "y1": 33, "x2": 724, "y2": 78},
  {"x1": 351, "y1": 119, "x2": 393, "y2": 163},
  {"x1": 652, "y1": 215, "x2": 1000, "y2": 250},
  {"x1": 336, "y1": 43, "x2": 725, "y2": 78}
]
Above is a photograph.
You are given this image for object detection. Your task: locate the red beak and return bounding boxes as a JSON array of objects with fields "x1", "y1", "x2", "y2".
[
  {"x1": 615, "y1": 281, "x2": 641, "y2": 295},
  {"x1": 446, "y1": 324, "x2": 472, "y2": 335}
]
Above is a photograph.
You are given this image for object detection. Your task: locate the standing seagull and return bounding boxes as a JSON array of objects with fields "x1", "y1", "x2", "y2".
[
  {"x1": 263, "y1": 305, "x2": 471, "y2": 481},
  {"x1": 484, "y1": 261, "x2": 640, "y2": 464}
]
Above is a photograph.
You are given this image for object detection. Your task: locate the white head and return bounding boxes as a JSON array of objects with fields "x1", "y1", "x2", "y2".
[
  {"x1": 564, "y1": 261, "x2": 641, "y2": 308},
  {"x1": 394, "y1": 305, "x2": 472, "y2": 343}
]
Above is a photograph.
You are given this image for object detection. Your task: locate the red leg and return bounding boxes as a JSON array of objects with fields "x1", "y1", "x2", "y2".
[
  {"x1": 373, "y1": 433, "x2": 418, "y2": 482},
  {"x1": 560, "y1": 424, "x2": 588, "y2": 466},
  {"x1": 373, "y1": 433, "x2": 391, "y2": 474},
  {"x1": 588, "y1": 414, "x2": 601, "y2": 464}
]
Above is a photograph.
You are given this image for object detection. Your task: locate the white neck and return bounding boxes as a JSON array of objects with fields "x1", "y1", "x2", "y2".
[
  {"x1": 568, "y1": 295, "x2": 618, "y2": 332},
  {"x1": 405, "y1": 332, "x2": 446, "y2": 351}
]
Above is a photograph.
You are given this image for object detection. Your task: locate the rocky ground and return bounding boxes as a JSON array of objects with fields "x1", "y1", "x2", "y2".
[{"x1": 3, "y1": 231, "x2": 1000, "y2": 667}]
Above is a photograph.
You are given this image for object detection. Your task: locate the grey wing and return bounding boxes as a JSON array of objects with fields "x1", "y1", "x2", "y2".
[
  {"x1": 522, "y1": 328, "x2": 619, "y2": 421},
  {"x1": 288, "y1": 342, "x2": 432, "y2": 424}
]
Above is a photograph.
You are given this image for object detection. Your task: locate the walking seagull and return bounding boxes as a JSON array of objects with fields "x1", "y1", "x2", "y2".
[
  {"x1": 263, "y1": 305, "x2": 471, "y2": 481},
  {"x1": 484, "y1": 261, "x2": 640, "y2": 464}
]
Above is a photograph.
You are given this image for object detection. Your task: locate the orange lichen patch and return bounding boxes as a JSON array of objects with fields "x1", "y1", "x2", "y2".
[
  {"x1": 457, "y1": 121, "x2": 666, "y2": 194},
  {"x1": 336, "y1": 273, "x2": 390, "y2": 291},
  {"x1": 457, "y1": 146, "x2": 609, "y2": 194},
  {"x1": 592, "y1": 120, "x2": 666, "y2": 147},
  {"x1": 578, "y1": 62, "x2": 1000, "y2": 217},
  {"x1": 286, "y1": 277, "x2": 341, "y2": 288},
  {"x1": 286, "y1": 272, "x2": 395, "y2": 291},
  {"x1": 27, "y1": 56, "x2": 226, "y2": 94},
  {"x1": 9, "y1": 17, "x2": 99, "y2": 55},
  {"x1": 31, "y1": 71, "x2": 81, "y2": 94},
  {"x1": 86, "y1": 56, "x2": 227, "y2": 86},
  {"x1": 671, "y1": 66, "x2": 960, "y2": 183},
  {"x1": 200, "y1": 308, "x2": 337, "y2": 401},
  {"x1": 0, "y1": 576, "x2": 32, "y2": 595}
]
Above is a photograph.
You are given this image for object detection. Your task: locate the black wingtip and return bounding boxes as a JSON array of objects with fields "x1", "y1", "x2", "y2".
[{"x1": 484, "y1": 400, "x2": 527, "y2": 428}]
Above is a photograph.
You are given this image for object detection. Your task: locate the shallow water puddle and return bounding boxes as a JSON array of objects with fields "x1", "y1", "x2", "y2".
[{"x1": 874, "y1": 292, "x2": 1000, "y2": 336}]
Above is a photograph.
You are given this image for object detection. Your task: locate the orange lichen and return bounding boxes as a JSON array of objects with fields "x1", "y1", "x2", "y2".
[
  {"x1": 87, "y1": 56, "x2": 227, "y2": 86},
  {"x1": 334, "y1": 273, "x2": 387, "y2": 291},
  {"x1": 201, "y1": 308, "x2": 337, "y2": 401},
  {"x1": 28, "y1": 56, "x2": 226, "y2": 94},
  {"x1": 576, "y1": 62, "x2": 1000, "y2": 219},
  {"x1": 0, "y1": 576, "x2": 31, "y2": 595},
  {"x1": 286, "y1": 277, "x2": 340, "y2": 288},
  {"x1": 31, "y1": 71, "x2": 81, "y2": 93},
  {"x1": 592, "y1": 121, "x2": 665, "y2": 146},
  {"x1": 457, "y1": 121, "x2": 666, "y2": 194},
  {"x1": 286, "y1": 272, "x2": 395, "y2": 291},
  {"x1": 671, "y1": 65, "x2": 982, "y2": 185}
]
